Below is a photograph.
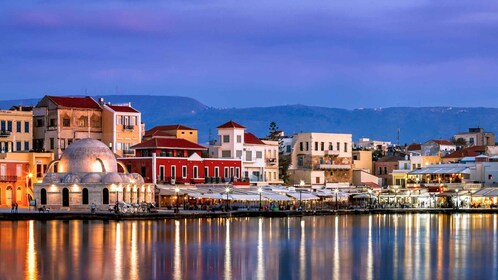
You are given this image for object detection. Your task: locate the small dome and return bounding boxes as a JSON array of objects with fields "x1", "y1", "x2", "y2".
[
  {"x1": 102, "y1": 172, "x2": 123, "y2": 184},
  {"x1": 42, "y1": 173, "x2": 61, "y2": 184},
  {"x1": 81, "y1": 173, "x2": 102, "y2": 183},
  {"x1": 58, "y1": 139, "x2": 117, "y2": 173},
  {"x1": 119, "y1": 173, "x2": 132, "y2": 183},
  {"x1": 62, "y1": 173, "x2": 81, "y2": 184},
  {"x1": 129, "y1": 173, "x2": 145, "y2": 184}
]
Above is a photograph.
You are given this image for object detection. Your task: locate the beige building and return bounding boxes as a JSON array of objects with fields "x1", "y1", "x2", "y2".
[
  {"x1": 101, "y1": 101, "x2": 142, "y2": 157},
  {"x1": 352, "y1": 150, "x2": 373, "y2": 173},
  {"x1": 0, "y1": 106, "x2": 33, "y2": 153},
  {"x1": 143, "y1": 124, "x2": 198, "y2": 143},
  {"x1": 289, "y1": 132, "x2": 353, "y2": 186},
  {"x1": 454, "y1": 127, "x2": 496, "y2": 147},
  {"x1": 33, "y1": 96, "x2": 102, "y2": 159},
  {"x1": 262, "y1": 140, "x2": 281, "y2": 184}
]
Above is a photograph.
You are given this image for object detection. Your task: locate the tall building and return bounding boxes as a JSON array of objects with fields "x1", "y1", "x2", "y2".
[
  {"x1": 0, "y1": 106, "x2": 33, "y2": 153},
  {"x1": 454, "y1": 128, "x2": 496, "y2": 147},
  {"x1": 288, "y1": 132, "x2": 353, "y2": 186},
  {"x1": 101, "y1": 100, "x2": 142, "y2": 157},
  {"x1": 208, "y1": 121, "x2": 281, "y2": 185},
  {"x1": 33, "y1": 96, "x2": 102, "y2": 159}
]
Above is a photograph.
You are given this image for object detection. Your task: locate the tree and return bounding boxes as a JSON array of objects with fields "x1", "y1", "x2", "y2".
[
  {"x1": 452, "y1": 137, "x2": 467, "y2": 148},
  {"x1": 267, "y1": 121, "x2": 281, "y2": 141}
]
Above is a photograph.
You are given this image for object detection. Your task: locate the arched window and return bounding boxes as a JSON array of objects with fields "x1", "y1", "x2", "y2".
[
  {"x1": 103, "y1": 188, "x2": 109, "y2": 204},
  {"x1": 62, "y1": 188, "x2": 69, "y2": 207},
  {"x1": 16, "y1": 187, "x2": 22, "y2": 203},
  {"x1": 41, "y1": 188, "x2": 47, "y2": 205},
  {"x1": 6, "y1": 186, "x2": 13, "y2": 206},
  {"x1": 82, "y1": 188, "x2": 89, "y2": 205}
]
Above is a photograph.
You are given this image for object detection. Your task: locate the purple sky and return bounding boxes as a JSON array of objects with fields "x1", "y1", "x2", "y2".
[{"x1": 1, "y1": 1, "x2": 498, "y2": 108}]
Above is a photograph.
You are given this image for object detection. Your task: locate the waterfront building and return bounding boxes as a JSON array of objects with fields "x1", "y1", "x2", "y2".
[
  {"x1": 101, "y1": 100, "x2": 142, "y2": 157},
  {"x1": 0, "y1": 106, "x2": 33, "y2": 153},
  {"x1": 374, "y1": 156, "x2": 403, "y2": 186},
  {"x1": 208, "y1": 121, "x2": 281, "y2": 185},
  {"x1": 33, "y1": 96, "x2": 103, "y2": 159},
  {"x1": 0, "y1": 152, "x2": 53, "y2": 207},
  {"x1": 354, "y1": 137, "x2": 391, "y2": 152},
  {"x1": 288, "y1": 132, "x2": 353, "y2": 187},
  {"x1": 352, "y1": 150, "x2": 373, "y2": 173},
  {"x1": 34, "y1": 138, "x2": 152, "y2": 210},
  {"x1": 454, "y1": 127, "x2": 495, "y2": 147},
  {"x1": 421, "y1": 140, "x2": 456, "y2": 156}
]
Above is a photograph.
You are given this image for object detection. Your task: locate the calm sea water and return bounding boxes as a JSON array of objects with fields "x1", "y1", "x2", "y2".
[{"x1": 0, "y1": 214, "x2": 497, "y2": 279}]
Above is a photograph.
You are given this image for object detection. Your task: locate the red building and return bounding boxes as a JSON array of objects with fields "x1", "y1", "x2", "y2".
[
  {"x1": 118, "y1": 137, "x2": 248, "y2": 186},
  {"x1": 0, "y1": 161, "x2": 30, "y2": 207}
]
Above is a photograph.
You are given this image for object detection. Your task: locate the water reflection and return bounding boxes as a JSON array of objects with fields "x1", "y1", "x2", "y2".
[{"x1": 0, "y1": 214, "x2": 497, "y2": 279}]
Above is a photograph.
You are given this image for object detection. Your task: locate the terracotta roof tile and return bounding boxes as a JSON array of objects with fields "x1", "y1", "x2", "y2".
[
  {"x1": 244, "y1": 132, "x2": 265, "y2": 145},
  {"x1": 431, "y1": 140, "x2": 455, "y2": 145},
  {"x1": 144, "y1": 125, "x2": 197, "y2": 137},
  {"x1": 48, "y1": 96, "x2": 100, "y2": 109},
  {"x1": 217, "y1": 120, "x2": 245, "y2": 129},
  {"x1": 443, "y1": 146, "x2": 487, "y2": 159},
  {"x1": 108, "y1": 104, "x2": 139, "y2": 113}
]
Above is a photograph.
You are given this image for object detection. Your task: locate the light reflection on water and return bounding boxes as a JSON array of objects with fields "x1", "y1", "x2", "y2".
[{"x1": 1, "y1": 214, "x2": 498, "y2": 279}]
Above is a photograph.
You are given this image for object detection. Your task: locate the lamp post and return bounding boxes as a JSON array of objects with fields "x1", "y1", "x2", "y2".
[
  {"x1": 225, "y1": 187, "x2": 230, "y2": 212},
  {"x1": 258, "y1": 187, "x2": 262, "y2": 211},
  {"x1": 394, "y1": 189, "x2": 399, "y2": 208},
  {"x1": 175, "y1": 187, "x2": 180, "y2": 213},
  {"x1": 456, "y1": 189, "x2": 460, "y2": 210},
  {"x1": 334, "y1": 188, "x2": 339, "y2": 210},
  {"x1": 368, "y1": 189, "x2": 372, "y2": 209}
]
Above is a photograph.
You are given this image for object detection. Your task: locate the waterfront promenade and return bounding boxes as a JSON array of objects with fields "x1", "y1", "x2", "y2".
[{"x1": 1, "y1": 207, "x2": 498, "y2": 221}]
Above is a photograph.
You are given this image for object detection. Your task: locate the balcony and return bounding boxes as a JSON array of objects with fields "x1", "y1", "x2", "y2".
[
  {"x1": 0, "y1": 131, "x2": 10, "y2": 137},
  {"x1": 325, "y1": 150, "x2": 340, "y2": 156},
  {"x1": 0, "y1": 176, "x2": 17, "y2": 182},
  {"x1": 47, "y1": 126, "x2": 57, "y2": 131},
  {"x1": 266, "y1": 158, "x2": 277, "y2": 165},
  {"x1": 123, "y1": 124, "x2": 134, "y2": 131},
  {"x1": 123, "y1": 149, "x2": 134, "y2": 155},
  {"x1": 317, "y1": 164, "x2": 351, "y2": 170}
]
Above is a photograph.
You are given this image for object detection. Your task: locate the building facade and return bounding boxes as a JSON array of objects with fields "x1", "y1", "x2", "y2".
[
  {"x1": 454, "y1": 128, "x2": 496, "y2": 147},
  {"x1": 288, "y1": 132, "x2": 353, "y2": 186},
  {"x1": 0, "y1": 106, "x2": 33, "y2": 153},
  {"x1": 421, "y1": 140, "x2": 456, "y2": 157}
]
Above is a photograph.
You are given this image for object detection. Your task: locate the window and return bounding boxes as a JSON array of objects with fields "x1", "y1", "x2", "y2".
[
  {"x1": 49, "y1": 119, "x2": 56, "y2": 127},
  {"x1": 384, "y1": 167, "x2": 387, "y2": 174},
  {"x1": 102, "y1": 188, "x2": 109, "y2": 204},
  {"x1": 378, "y1": 167, "x2": 382, "y2": 175},
  {"x1": 78, "y1": 117, "x2": 87, "y2": 127},
  {"x1": 321, "y1": 142, "x2": 324, "y2": 151},
  {"x1": 16, "y1": 164, "x2": 22, "y2": 177},
  {"x1": 41, "y1": 189, "x2": 47, "y2": 205},
  {"x1": 306, "y1": 142, "x2": 309, "y2": 151},
  {"x1": 182, "y1": 166, "x2": 187, "y2": 178},
  {"x1": 16, "y1": 141, "x2": 21, "y2": 151},
  {"x1": 50, "y1": 138, "x2": 55, "y2": 150},
  {"x1": 336, "y1": 142, "x2": 340, "y2": 151},
  {"x1": 224, "y1": 167, "x2": 229, "y2": 178},
  {"x1": 404, "y1": 163, "x2": 408, "y2": 169},
  {"x1": 214, "y1": 167, "x2": 219, "y2": 178},
  {"x1": 237, "y1": 135, "x2": 242, "y2": 143},
  {"x1": 236, "y1": 150, "x2": 242, "y2": 158},
  {"x1": 7, "y1": 121, "x2": 12, "y2": 132},
  {"x1": 222, "y1": 150, "x2": 231, "y2": 158},
  {"x1": 246, "y1": 151, "x2": 252, "y2": 161},
  {"x1": 63, "y1": 118, "x2": 70, "y2": 127},
  {"x1": 316, "y1": 177, "x2": 320, "y2": 184},
  {"x1": 24, "y1": 141, "x2": 29, "y2": 151},
  {"x1": 82, "y1": 188, "x2": 89, "y2": 205},
  {"x1": 300, "y1": 142, "x2": 303, "y2": 151},
  {"x1": 230, "y1": 167, "x2": 234, "y2": 178},
  {"x1": 16, "y1": 122, "x2": 21, "y2": 133},
  {"x1": 35, "y1": 119, "x2": 43, "y2": 127},
  {"x1": 223, "y1": 135, "x2": 230, "y2": 143},
  {"x1": 171, "y1": 166, "x2": 176, "y2": 179},
  {"x1": 353, "y1": 155, "x2": 358, "y2": 160},
  {"x1": 489, "y1": 174, "x2": 493, "y2": 180},
  {"x1": 0, "y1": 121, "x2": 4, "y2": 132},
  {"x1": 286, "y1": 146, "x2": 291, "y2": 153},
  {"x1": 344, "y1": 143, "x2": 348, "y2": 152},
  {"x1": 329, "y1": 142, "x2": 333, "y2": 150},
  {"x1": 126, "y1": 164, "x2": 132, "y2": 173},
  {"x1": 236, "y1": 167, "x2": 240, "y2": 178},
  {"x1": 159, "y1": 166, "x2": 165, "y2": 181},
  {"x1": 256, "y1": 151, "x2": 262, "y2": 159},
  {"x1": 298, "y1": 156, "x2": 304, "y2": 167},
  {"x1": 315, "y1": 142, "x2": 318, "y2": 151},
  {"x1": 141, "y1": 166, "x2": 146, "y2": 178},
  {"x1": 204, "y1": 167, "x2": 209, "y2": 177},
  {"x1": 193, "y1": 166, "x2": 198, "y2": 178}
]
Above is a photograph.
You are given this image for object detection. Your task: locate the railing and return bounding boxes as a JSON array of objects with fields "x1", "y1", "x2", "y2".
[
  {"x1": 317, "y1": 164, "x2": 351, "y2": 170},
  {"x1": 123, "y1": 149, "x2": 134, "y2": 155},
  {"x1": 123, "y1": 124, "x2": 134, "y2": 131},
  {"x1": 0, "y1": 176, "x2": 17, "y2": 182},
  {"x1": 325, "y1": 150, "x2": 340, "y2": 156},
  {"x1": 266, "y1": 158, "x2": 277, "y2": 165},
  {"x1": 47, "y1": 126, "x2": 57, "y2": 131},
  {"x1": 0, "y1": 131, "x2": 11, "y2": 137}
]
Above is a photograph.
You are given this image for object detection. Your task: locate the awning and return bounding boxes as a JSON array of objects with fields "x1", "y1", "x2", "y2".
[
  {"x1": 262, "y1": 193, "x2": 293, "y2": 201},
  {"x1": 409, "y1": 166, "x2": 470, "y2": 175},
  {"x1": 230, "y1": 194, "x2": 261, "y2": 201},
  {"x1": 287, "y1": 192, "x2": 320, "y2": 201},
  {"x1": 473, "y1": 188, "x2": 498, "y2": 197}
]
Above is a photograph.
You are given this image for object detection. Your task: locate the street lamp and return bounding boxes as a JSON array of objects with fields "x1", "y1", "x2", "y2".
[
  {"x1": 368, "y1": 189, "x2": 372, "y2": 209},
  {"x1": 175, "y1": 187, "x2": 180, "y2": 213},
  {"x1": 394, "y1": 189, "x2": 399, "y2": 208},
  {"x1": 258, "y1": 187, "x2": 263, "y2": 211},
  {"x1": 456, "y1": 189, "x2": 460, "y2": 210},
  {"x1": 225, "y1": 187, "x2": 230, "y2": 212},
  {"x1": 334, "y1": 188, "x2": 339, "y2": 210}
]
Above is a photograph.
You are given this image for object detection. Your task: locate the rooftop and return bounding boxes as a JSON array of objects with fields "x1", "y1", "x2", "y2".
[
  {"x1": 132, "y1": 138, "x2": 207, "y2": 150},
  {"x1": 47, "y1": 96, "x2": 100, "y2": 109},
  {"x1": 217, "y1": 120, "x2": 245, "y2": 129}
]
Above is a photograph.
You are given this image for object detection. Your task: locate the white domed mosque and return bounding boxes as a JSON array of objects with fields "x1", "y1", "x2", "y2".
[{"x1": 34, "y1": 138, "x2": 153, "y2": 210}]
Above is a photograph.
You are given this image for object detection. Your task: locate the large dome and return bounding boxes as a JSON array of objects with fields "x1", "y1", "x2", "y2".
[{"x1": 58, "y1": 138, "x2": 117, "y2": 173}]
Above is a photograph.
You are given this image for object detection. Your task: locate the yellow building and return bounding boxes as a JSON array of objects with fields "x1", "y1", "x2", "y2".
[
  {"x1": 0, "y1": 106, "x2": 33, "y2": 153},
  {"x1": 101, "y1": 102, "x2": 142, "y2": 157},
  {"x1": 0, "y1": 151, "x2": 53, "y2": 207},
  {"x1": 352, "y1": 150, "x2": 373, "y2": 173},
  {"x1": 143, "y1": 124, "x2": 198, "y2": 144}
]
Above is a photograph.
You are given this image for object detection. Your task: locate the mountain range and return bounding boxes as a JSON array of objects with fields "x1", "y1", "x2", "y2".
[{"x1": 1, "y1": 95, "x2": 497, "y2": 145}]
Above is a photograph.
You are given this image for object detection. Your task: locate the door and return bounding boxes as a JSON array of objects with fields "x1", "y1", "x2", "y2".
[
  {"x1": 6, "y1": 186, "x2": 12, "y2": 206},
  {"x1": 62, "y1": 188, "x2": 69, "y2": 207}
]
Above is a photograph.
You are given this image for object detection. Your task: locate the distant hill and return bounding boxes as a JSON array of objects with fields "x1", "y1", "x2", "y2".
[{"x1": 2, "y1": 95, "x2": 497, "y2": 145}]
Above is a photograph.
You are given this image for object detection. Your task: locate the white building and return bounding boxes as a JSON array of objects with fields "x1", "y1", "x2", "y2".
[
  {"x1": 208, "y1": 121, "x2": 281, "y2": 185},
  {"x1": 354, "y1": 137, "x2": 391, "y2": 151}
]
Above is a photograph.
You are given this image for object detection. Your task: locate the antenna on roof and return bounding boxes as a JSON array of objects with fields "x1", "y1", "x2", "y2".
[{"x1": 397, "y1": 128, "x2": 400, "y2": 147}]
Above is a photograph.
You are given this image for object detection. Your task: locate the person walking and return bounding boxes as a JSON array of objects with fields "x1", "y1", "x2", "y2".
[
  {"x1": 15, "y1": 202, "x2": 18, "y2": 213},
  {"x1": 11, "y1": 202, "x2": 15, "y2": 213},
  {"x1": 91, "y1": 202, "x2": 96, "y2": 214}
]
